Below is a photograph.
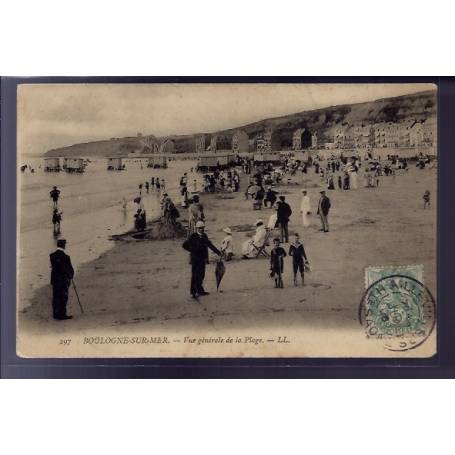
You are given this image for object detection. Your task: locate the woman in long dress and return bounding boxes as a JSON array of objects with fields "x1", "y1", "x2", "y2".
[
  {"x1": 187, "y1": 195, "x2": 204, "y2": 236},
  {"x1": 180, "y1": 185, "x2": 188, "y2": 208},
  {"x1": 300, "y1": 190, "x2": 311, "y2": 227},
  {"x1": 350, "y1": 170, "x2": 358, "y2": 189},
  {"x1": 343, "y1": 171, "x2": 350, "y2": 190},
  {"x1": 364, "y1": 168, "x2": 370, "y2": 187},
  {"x1": 242, "y1": 220, "x2": 267, "y2": 258}
]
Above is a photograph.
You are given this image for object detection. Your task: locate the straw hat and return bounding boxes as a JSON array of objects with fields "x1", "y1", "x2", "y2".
[
  {"x1": 196, "y1": 221, "x2": 205, "y2": 228},
  {"x1": 223, "y1": 227, "x2": 232, "y2": 235}
]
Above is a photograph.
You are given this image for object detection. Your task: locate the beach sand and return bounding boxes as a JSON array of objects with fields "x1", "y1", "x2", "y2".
[{"x1": 17, "y1": 165, "x2": 437, "y2": 358}]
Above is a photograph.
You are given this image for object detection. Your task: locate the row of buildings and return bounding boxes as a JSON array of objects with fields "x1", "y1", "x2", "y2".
[
  {"x1": 138, "y1": 116, "x2": 436, "y2": 155},
  {"x1": 331, "y1": 118, "x2": 436, "y2": 149},
  {"x1": 140, "y1": 128, "x2": 319, "y2": 155}
]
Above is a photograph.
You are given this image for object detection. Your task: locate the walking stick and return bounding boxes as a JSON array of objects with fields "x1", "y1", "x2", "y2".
[{"x1": 71, "y1": 279, "x2": 84, "y2": 313}]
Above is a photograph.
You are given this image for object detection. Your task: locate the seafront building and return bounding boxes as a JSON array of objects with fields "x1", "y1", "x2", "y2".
[
  {"x1": 61, "y1": 114, "x2": 436, "y2": 165},
  {"x1": 292, "y1": 128, "x2": 316, "y2": 151},
  {"x1": 232, "y1": 130, "x2": 249, "y2": 154},
  {"x1": 138, "y1": 114, "x2": 437, "y2": 159},
  {"x1": 210, "y1": 133, "x2": 233, "y2": 152},
  {"x1": 195, "y1": 134, "x2": 212, "y2": 154}
]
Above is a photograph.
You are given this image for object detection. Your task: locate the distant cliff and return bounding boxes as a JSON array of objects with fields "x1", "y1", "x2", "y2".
[
  {"x1": 45, "y1": 136, "x2": 153, "y2": 158},
  {"x1": 44, "y1": 88, "x2": 436, "y2": 157},
  {"x1": 225, "y1": 89, "x2": 436, "y2": 142}
]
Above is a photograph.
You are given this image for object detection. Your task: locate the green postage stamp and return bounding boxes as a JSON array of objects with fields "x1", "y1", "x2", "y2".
[
  {"x1": 365, "y1": 265, "x2": 424, "y2": 288},
  {"x1": 360, "y1": 265, "x2": 435, "y2": 352}
]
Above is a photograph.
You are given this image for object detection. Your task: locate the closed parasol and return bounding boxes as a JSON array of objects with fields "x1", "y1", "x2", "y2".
[{"x1": 215, "y1": 258, "x2": 226, "y2": 292}]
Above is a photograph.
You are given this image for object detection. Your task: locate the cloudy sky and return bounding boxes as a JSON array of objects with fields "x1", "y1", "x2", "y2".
[{"x1": 18, "y1": 83, "x2": 435, "y2": 156}]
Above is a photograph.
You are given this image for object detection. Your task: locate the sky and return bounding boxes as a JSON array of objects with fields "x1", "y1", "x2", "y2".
[{"x1": 17, "y1": 83, "x2": 436, "y2": 156}]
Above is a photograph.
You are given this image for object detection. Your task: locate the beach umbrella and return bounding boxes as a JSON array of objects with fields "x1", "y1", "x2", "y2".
[{"x1": 215, "y1": 258, "x2": 226, "y2": 292}]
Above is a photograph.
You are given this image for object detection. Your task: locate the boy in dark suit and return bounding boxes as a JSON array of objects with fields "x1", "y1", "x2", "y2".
[
  {"x1": 270, "y1": 238, "x2": 287, "y2": 288},
  {"x1": 288, "y1": 233, "x2": 309, "y2": 286},
  {"x1": 49, "y1": 239, "x2": 74, "y2": 320}
]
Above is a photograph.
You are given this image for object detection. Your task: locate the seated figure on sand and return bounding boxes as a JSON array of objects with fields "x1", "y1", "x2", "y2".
[{"x1": 242, "y1": 219, "x2": 268, "y2": 258}]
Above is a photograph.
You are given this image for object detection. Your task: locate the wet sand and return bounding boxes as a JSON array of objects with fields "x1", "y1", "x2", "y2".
[{"x1": 18, "y1": 164, "x2": 437, "y2": 358}]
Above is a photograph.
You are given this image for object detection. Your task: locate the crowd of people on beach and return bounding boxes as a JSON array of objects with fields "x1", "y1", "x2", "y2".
[
  {"x1": 45, "y1": 149, "x2": 435, "y2": 317},
  {"x1": 176, "y1": 150, "x2": 437, "y2": 299}
]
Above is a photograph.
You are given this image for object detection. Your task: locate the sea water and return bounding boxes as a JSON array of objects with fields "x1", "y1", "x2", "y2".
[{"x1": 18, "y1": 157, "x2": 200, "y2": 309}]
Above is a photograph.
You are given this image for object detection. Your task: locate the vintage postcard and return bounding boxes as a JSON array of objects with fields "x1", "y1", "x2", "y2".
[{"x1": 16, "y1": 82, "x2": 437, "y2": 358}]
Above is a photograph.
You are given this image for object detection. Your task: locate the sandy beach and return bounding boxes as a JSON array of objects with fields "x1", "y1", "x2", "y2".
[
  {"x1": 17, "y1": 157, "x2": 202, "y2": 309},
  {"x1": 17, "y1": 161, "x2": 437, "y2": 358}
]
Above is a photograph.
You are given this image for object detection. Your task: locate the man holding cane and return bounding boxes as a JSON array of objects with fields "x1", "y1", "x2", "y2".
[{"x1": 49, "y1": 238, "x2": 74, "y2": 320}]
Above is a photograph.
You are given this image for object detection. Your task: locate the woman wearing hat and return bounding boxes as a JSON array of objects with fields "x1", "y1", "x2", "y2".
[
  {"x1": 187, "y1": 194, "x2": 204, "y2": 236},
  {"x1": 220, "y1": 227, "x2": 234, "y2": 261},
  {"x1": 241, "y1": 219, "x2": 267, "y2": 258}
]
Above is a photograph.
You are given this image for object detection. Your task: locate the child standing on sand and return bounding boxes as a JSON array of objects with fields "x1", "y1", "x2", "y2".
[
  {"x1": 288, "y1": 233, "x2": 309, "y2": 286},
  {"x1": 220, "y1": 227, "x2": 234, "y2": 261},
  {"x1": 270, "y1": 238, "x2": 287, "y2": 288},
  {"x1": 423, "y1": 190, "x2": 431, "y2": 209},
  {"x1": 52, "y1": 208, "x2": 63, "y2": 235}
]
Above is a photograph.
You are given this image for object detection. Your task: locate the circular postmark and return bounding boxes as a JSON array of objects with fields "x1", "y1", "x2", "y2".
[{"x1": 359, "y1": 274, "x2": 436, "y2": 352}]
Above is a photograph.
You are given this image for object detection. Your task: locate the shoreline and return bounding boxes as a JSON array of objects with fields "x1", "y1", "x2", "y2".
[{"x1": 17, "y1": 159, "x2": 199, "y2": 309}]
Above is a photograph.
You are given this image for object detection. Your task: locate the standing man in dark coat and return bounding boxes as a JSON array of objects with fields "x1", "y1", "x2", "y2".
[
  {"x1": 49, "y1": 238, "x2": 74, "y2": 320},
  {"x1": 277, "y1": 195, "x2": 292, "y2": 243},
  {"x1": 317, "y1": 190, "x2": 331, "y2": 233},
  {"x1": 182, "y1": 221, "x2": 221, "y2": 299},
  {"x1": 49, "y1": 186, "x2": 61, "y2": 209}
]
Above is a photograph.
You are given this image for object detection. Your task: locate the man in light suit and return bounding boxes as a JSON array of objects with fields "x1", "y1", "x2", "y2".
[{"x1": 49, "y1": 238, "x2": 74, "y2": 320}]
